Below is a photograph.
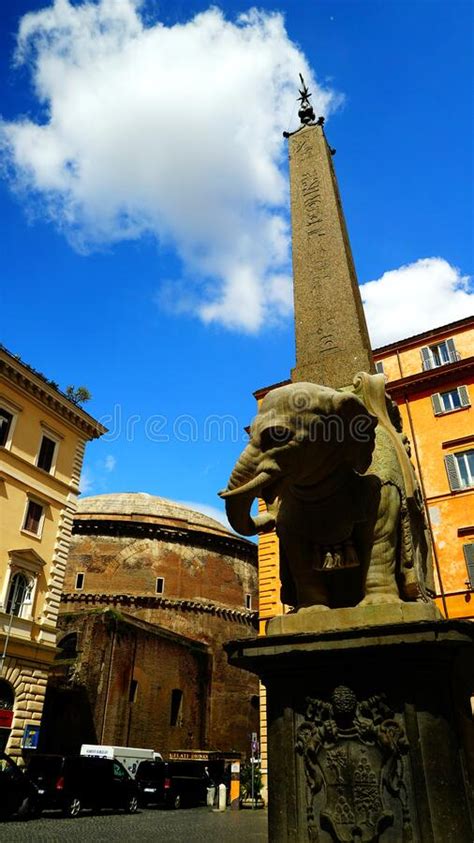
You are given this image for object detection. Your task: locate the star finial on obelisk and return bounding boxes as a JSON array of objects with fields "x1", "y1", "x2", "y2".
[{"x1": 297, "y1": 74, "x2": 316, "y2": 126}]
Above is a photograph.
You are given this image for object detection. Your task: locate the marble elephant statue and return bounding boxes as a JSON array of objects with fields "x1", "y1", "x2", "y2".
[{"x1": 219, "y1": 373, "x2": 434, "y2": 610}]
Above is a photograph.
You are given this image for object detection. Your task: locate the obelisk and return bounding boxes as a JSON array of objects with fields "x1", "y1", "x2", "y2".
[
  {"x1": 287, "y1": 77, "x2": 374, "y2": 388},
  {"x1": 224, "y1": 77, "x2": 474, "y2": 843}
]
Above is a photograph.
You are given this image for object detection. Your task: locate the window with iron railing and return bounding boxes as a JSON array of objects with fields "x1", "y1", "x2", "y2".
[
  {"x1": 5, "y1": 572, "x2": 34, "y2": 618},
  {"x1": 421, "y1": 338, "x2": 460, "y2": 370}
]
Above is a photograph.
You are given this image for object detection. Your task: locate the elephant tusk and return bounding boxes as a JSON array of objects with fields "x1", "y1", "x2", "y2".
[{"x1": 219, "y1": 471, "x2": 273, "y2": 498}]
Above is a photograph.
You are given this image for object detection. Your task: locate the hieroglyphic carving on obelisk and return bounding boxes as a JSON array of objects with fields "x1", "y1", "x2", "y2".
[{"x1": 287, "y1": 78, "x2": 374, "y2": 388}]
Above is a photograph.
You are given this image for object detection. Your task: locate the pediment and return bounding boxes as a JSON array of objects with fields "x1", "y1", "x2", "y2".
[{"x1": 8, "y1": 548, "x2": 47, "y2": 574}]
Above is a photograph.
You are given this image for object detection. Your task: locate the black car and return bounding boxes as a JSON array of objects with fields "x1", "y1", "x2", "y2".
[
  {"x1": 136, "y1": 759, "x2": 209, "y2": 809},
  {"x1": 0, "y1": 752, "x2": 38, "y2": 821},
  {"x1": 26, "y1": 754, "x2": 138, "y2": 818}
]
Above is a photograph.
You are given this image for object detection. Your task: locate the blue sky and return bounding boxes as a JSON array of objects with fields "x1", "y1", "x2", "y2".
[{"x1": 1, "y1": 0, "x2": 472, "y2": 524}]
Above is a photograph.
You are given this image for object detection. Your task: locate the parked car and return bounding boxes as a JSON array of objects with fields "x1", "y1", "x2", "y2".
[
  {"x1": 136, "y1": 759, "x2": 210, "y2": 809},
  {"x1": 0, "y1": 752, "x2": 38, "y2": 821},
  {"x1": 26, "y1": 754, "x2": 138, "y2": 818}
]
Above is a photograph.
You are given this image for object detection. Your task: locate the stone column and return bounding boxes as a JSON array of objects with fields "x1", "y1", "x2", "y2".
[{"x1": 288, "y1": 124, "x2": 374, "y2": 388}]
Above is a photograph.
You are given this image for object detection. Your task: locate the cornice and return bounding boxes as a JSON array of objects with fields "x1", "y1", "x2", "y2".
[
  {"x1": 386, "y1": 357, "x2": 474, "y2": 399},
  {"x1": 61, "y1": 591, "x2": 258, "y2": 628},
  {"x1": 0, "y1": 353, "x2": 106, "y2": 440}
]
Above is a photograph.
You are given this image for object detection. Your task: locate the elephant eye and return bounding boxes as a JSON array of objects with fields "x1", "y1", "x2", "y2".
[{"x1": 260, "y1": 426, "x2": 293, "y2": 451}]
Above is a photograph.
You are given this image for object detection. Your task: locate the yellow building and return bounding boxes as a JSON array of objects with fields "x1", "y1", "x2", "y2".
[
  {"x1": 0, "y1": 346, "x2": 106, "y2": 755},
  {"x1": 254, "y1": 314, "x2": 474, "y2": 794}
]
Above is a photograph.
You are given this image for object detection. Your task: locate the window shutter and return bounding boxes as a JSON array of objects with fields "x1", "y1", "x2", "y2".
[
  {"x1": 431, "y1": 393, "x2": 443, "y2": 415},
  {"x1": 464, "y1": 543, "x2": 474, "y2": 587},
  {"x1": 420, "y1": 346, "x2": 433, "y2": 370},
  {"x1": 446, "y1": 337, "x2": 457, "y2": 362},
  {"x1": 444, "y1": 454, "x2": 461, "y2": 491},
  {"x1": 458, "y1": 385, "x2": 470, "y2": 407}
]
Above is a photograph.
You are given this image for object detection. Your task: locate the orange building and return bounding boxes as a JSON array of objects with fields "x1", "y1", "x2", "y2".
[
  {"x1": 373, "y1": 314, "x2": 474, "y2": 619},
  {"x1": 253, "y1": 314, "x2": 474, "y2": 795}
]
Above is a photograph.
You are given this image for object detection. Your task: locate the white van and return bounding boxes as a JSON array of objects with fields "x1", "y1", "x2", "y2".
[{"x1": 80, "y1": 744, "x2": 162, "y2": 779}]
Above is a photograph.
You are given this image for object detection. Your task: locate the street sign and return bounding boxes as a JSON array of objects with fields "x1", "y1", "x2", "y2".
[
  {"x1": 0, "y1": 710, "x2": 13, "y2": 729},
  {"x1": 21, "y1": 724, "x2": 40, "y2": 750}
]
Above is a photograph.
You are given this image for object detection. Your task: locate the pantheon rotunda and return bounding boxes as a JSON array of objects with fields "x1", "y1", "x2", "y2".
[{"x1": 42, "y1": 493, "x2": 259, "y2": 757}]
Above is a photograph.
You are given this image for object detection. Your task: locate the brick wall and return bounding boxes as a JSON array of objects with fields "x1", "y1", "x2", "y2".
[
  {"x1": 64, "y1": 533, "x2": 257, "y2": 614},
  {"x1": 58, "y1": 525, "x2": 259, "y2": 755},
  {"x1": 43, "y1": 611, "x2": 211, "y2": 754}
]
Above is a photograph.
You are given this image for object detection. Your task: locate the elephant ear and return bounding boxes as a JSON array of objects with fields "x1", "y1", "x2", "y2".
[{"x1": 338, "y1": 394, "x2": 377, "y2": 475}]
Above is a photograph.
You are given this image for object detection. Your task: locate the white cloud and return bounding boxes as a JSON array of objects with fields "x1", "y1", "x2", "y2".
[
  {"x1": 361, "y1": 258, "x2": 473, "y2": 347},
  {"x1": 1, "y1": 0, "x2": 341, "y2": 332},
  {"x1": 104, "y1": 454, "x2": 116, "y2": 472}
]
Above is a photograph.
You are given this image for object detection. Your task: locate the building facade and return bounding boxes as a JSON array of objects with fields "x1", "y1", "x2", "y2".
[
  {"x1": 252, "y1": 315, "x2": 473, "y2": 795},
  {"x1": 54, "y1": 492, "x2": 259, "y2": 756},
  {"x1": 41, "y1": 609, "x2": 211, "y2": 756},
  {"x1": 373, "y1": 315, "x2": 474, "y2": 619},
  {"x1": 0, "y1": 346, "x2": 105, "y2": 755}
]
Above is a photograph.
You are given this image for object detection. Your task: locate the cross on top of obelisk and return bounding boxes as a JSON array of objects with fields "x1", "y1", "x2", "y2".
[{"x1": 287, "y1": 77, "x2": 374, "y2": 388}]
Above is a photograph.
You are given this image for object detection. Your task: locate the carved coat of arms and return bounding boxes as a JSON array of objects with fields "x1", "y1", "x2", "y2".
[{"x1": 296, "y1": 686, "x2": 413, "y2": 843}]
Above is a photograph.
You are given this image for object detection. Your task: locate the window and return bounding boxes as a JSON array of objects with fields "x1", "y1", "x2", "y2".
[
  {"x1": 75, "y1": 572, "x2": 85, "y2": 590},
  {"x1": 37, "y1": 434, "x2": 57, "y2": 473},
  {"x1": 444, "y1": 449, "x2": 474, "y2": 491},
  {"x1": 5, "y1": 572, "x2": 30, "y2": 617},
  {"x1": 113, "y1": 761, "x2": 126, "y2": 780},
  {"x1": 421, "y1": 338, "x2": 459, "y2": 371},
  {"x1": 155, "y1": 577, "x2": 164, "y2": 595},
  {"x1": 245, "y1": 593, "x2": 252, "y2": 610},
  {"x1": 22, "y1": 499, "x2": 44, "y2": 536},
  {"x1": 464, "y1": 544, "x2": 474, "y2": 588},
  {"x1": 55, "y1": 633, "x2": 78, "y2": 660},
  {"x1": 2, "y1": 550, "x2": 44, "y2": 621},
  {"x1": 432, "y1": 386, "x2": 470, "y2": 415},
  {"x1": 375, "y1": 361, "x2": 385, "y2": 375},
  {"x1": 170, "y1": 689, "x2": 183, "y2": 727},
  {"x1": 0, "y1": 408, "x2": 14, "y2": 448},
  {"x1": 129, "y1": 679, "x2": 139, "y2": 703}
]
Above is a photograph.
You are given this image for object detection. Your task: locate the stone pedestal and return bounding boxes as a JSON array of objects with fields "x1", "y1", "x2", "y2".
[{"x1": 226, "y1": 619, "x2": 474, "y2": 842}]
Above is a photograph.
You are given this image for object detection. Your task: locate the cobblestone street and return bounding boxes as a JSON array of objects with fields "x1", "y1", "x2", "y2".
[{"x1": 3, "y1": 806, "x2": 268, "y2": 842}]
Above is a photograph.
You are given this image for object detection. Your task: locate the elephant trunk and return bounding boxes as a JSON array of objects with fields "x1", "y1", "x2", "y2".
[{"x1": 219, "y1": 442, "x2": 273, "y2": 536}]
